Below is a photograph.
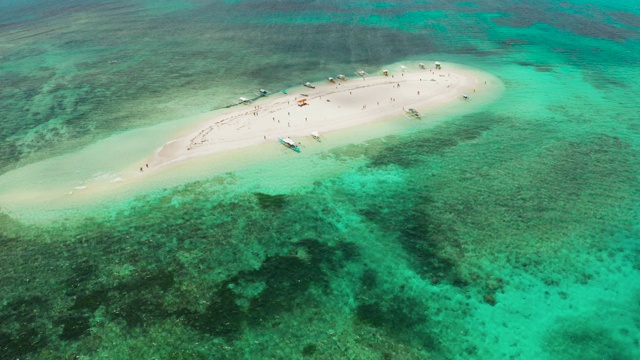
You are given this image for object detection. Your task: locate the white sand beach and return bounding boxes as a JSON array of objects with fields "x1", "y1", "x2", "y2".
[
  {"x1": 0, "y1": 61, "x2": 503, "y2": 220},
  {"x1": 152, "y1": 62, "x2": 495, "y2": 167}
]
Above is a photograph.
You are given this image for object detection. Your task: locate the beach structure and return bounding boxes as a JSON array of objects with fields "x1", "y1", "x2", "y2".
[
  {"x1": 419, "y1": 63, "x2": 425, "y2": 69},
  {"x1": 356, "y1": 70, "x2": 367, "y2": 78},
  {"x1": 337, "y1": 74, "x2": 347, "y2": 80},
  {"x1": 278, "y1": 137, "x2": 301, "y2": 152},
  {"x1": 297, "y1": 98, "x2": 308, "y2": 107},
  {"x1": 435, "y1": 61, "x2": 442, "y2": 70},
  {"x1": 304, "y1": 82, "x2": 315, "y2": 89},
  {"x1": 382, "y1": 69, "x2": 389, "y2": 76},
  {"x1": 328, "y1": 77, "x2": 335, "y2": 83},
  {"x1": 401, "y1": 65, "x2": 407, "y2": 72},
  {"x1": 311, "y1": 131, "x2": 320, "y2": 141}
]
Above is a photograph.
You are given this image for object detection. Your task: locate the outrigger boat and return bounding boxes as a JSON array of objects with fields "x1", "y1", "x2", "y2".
[
  {"x1": 239, "y1": 97, "x2": 251, "y2": 104},
  {"x1": 278, "y1": 137, "x2": 301, "y2": 152},
  {"x1": 461, "y1": 93, "x2": 470, "y2": 101},
  {"x1": 304, "y1": 82, "x2": 315, "y2": 89},
  {"x1": 327, "y1": 77, "x2": 335, "y2": 83},
  {"x1": 254, "y1": 88, "x2": 269, "y2": 97},
  {"x1": 311, "y1": 131, "x2": 320, "y2": 141},
  {"x1": 337, "y1": 74, "x2": 347, "y2": 81},
  {"x1": 405, "y1": 108, "x2": 421, "y2": 119},
  {"x1": 355, "y1": 70, "x2": 367, "y2": 78}
]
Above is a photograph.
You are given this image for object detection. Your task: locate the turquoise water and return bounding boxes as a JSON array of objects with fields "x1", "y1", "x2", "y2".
[{"x1": 1, "y1": 0, "x2": 640, "y2": 358}]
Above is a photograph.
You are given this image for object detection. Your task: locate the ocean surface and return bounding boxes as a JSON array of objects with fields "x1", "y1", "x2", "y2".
[{"x1": 1, "y1": 0, "x2": 640, "y2": 359}]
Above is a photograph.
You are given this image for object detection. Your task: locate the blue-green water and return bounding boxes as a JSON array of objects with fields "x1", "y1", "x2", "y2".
[{"x1": 1, "y1": 1, "x2": 640, "y2": 358}]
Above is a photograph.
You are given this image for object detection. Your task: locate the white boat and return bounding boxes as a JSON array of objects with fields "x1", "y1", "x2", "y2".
[
  {"x1": 406, "y1": 108, "x2": 421, "y2": 119},
  {"x1": 259, "y1": 88, "x2": 268, "y2": 96},
  {"x1": 328, "y1": 77, "x2": 335, "y2": 83},
  {"x1": 239, "y1": 97, "x2": 251, "y2": 104},
  {"x1": 278, "y1": 137, "x2": 300, "y2": 152},
  {"x1": 356, "y1": 70, "x2": 367, "y2": 78},
  {"x1": 311, "y1": 131, "x2": 320, "y2": 141},
  {"x1": 304, "y1": 82, "x2": 315, "y2": 89},
  {"x1": 461, "y1": 93, "x2": 469, "y2": 100},
  {"x1": 337, "y1": 74, "x2": 347, "y2": 80}
]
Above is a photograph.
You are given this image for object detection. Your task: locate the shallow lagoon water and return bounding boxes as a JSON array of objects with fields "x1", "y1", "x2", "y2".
[{"x1": 1, "y1": 1, "x2": 639, "y2": 359}]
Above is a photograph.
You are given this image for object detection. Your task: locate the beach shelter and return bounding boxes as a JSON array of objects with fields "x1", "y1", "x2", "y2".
[{"x1": 297, "y1": 98, "x2": 308, "y2": 106}]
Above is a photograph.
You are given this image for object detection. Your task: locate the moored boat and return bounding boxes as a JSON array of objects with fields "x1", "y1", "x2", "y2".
[
  {"x1": 406, "y1": 108, "x2": 421, "y2": 119},
  {"x1": 311, "y1": 131, "x2": 320, "y2": 141},
  {"x1": 304, "y1": 82, "x2": 315, "y2": 89},
  {"x1": 278, "y1": 137, "x2": 301, "y2": 152},
  {"x1": 337, "y1": 74, "x2": 347, "y2": 80}
]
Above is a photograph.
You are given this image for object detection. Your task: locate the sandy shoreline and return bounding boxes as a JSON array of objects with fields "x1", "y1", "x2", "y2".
[
  {"x1": 152, "y1": 62, "x2": 490, "y2": 168},
  {"x1": 0, "y1": 61, "x2": 503, "y2": 220}
]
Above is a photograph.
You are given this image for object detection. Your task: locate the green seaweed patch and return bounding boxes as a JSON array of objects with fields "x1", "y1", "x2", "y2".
[
  {"x1": 55, "y1": 314, "x2": 91, "y2": 341},
  {"x1": 182, "y1": 283, "x2": 245, "y2": 339},
  {"x1": 181, "y1": 239, "x2": 358, "y2": 339},
  {"x1": 56, "y1": 269, "x2": 177, "y2": 339},
  {"x1": 355, "y1": 295, "x2": 440, "y2": 351},
  {"x1": 360, "y1": 192, "x2": 465, "y2": 286},
  {"x1": 368, "y1": 112, "x2": 505, "y2": 168},
  {"x1": 253, "y1": 192, "x2": 288, "y2": 210},
  {"x1": 302, "y1": 343, "x2": 318, "y2": 356},
  {"x1": 0, "y1": 297, "x2": 50, "y2": 357},
  {"x1": 543, "y1": 318, "x2": 635, "y2": 360},
  {"x1": 0, "y1": 327, "x2": 48, "y2": 359}
]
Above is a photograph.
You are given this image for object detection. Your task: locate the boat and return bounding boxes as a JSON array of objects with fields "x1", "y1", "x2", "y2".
[
  {"x1": 382, "y1": 69, "x2": 389, "y2": 76},
  {"x1": 311, "y1": 131, "x2": 320, "y2": 141},
  {"x1": 259, "y1": 88, "x2": 268, "y2": 96},
  {"x1": 304, "y1": 82, "x2": 315, "y2": 89},
  {"x1": 278, "y1": 137, "x2": 300, "y2": 152},
  {"x1": 406, "y1": 108, "x2": 421, "y2": 119},
  {"x1": 400, "y1": 65, "x2": 407, "y2": 72},
  {"x1": 419, "y1": 63, "x2": 425, "y2": 69},
  {"x1": 461, "y1": 94, "x2": 469, "y2": 101},
  {"x1": 328, "y1": 77, "x2": 335, "y2": 83},
  {"x1": 356, "y1": 70, "x2": 367, "y2": 78},
  {"x1": 337, "y1": 74, "x2": 347, "y2": 80},
  {"x1": 239, "y1": 97, "x2": 251, "y2": 104}
]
